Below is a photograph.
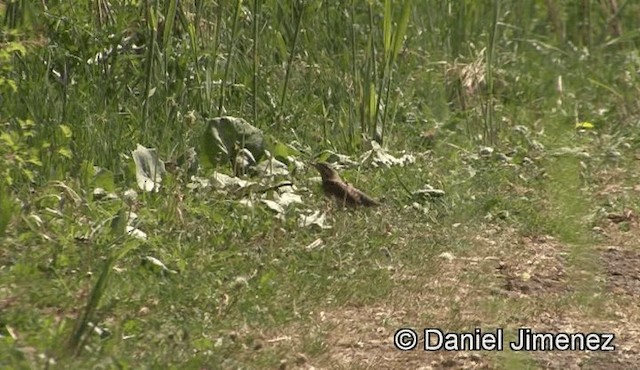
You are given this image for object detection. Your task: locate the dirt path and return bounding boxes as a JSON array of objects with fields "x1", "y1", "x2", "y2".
[{"x1": 261, "y1": 221, "x2": 640, "y2": 369}]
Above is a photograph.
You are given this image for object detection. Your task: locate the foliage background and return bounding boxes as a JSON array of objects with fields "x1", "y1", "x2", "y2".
[{"x1": 2, "y1": 0, "x2": 640, "y2": 368}]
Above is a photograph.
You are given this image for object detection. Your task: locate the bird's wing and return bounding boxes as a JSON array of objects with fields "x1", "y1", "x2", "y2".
[
  {"x1": 326, "y1": 179, "x2": 379, "y2": 207},
  {"x1": 324, "y1": 179, "x2": 353, "y2": 205}
]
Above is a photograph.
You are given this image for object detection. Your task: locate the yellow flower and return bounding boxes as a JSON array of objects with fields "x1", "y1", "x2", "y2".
[{"x1": 575, "y1": 121, "x2": 595, "y2": 130}]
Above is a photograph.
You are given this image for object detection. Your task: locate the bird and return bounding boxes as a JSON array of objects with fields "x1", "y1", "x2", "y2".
[{"x1": 312, "y1": 162, "x2": 380, "y2": 207}]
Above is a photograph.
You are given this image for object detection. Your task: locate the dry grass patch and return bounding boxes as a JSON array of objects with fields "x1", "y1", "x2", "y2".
[{"x1": 261, "y1": 220, "x2": 640, "y2": 369}]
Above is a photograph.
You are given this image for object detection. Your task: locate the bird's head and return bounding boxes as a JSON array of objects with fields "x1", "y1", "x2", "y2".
[{"x1": 312, "y1": 161, "x2": 340, "y2": 181}]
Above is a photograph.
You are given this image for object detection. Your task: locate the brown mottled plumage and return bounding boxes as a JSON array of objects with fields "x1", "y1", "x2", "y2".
[{"x1": 312, "y1": 162, "x2": 380, "y2": 207}]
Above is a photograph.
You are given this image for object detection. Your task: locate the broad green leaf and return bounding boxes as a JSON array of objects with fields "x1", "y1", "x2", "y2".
[
  {"x1": 383, "y1": 0, "x2": 392, "y2": 58},
  {"x1": 110, "y1": 207, "x2": 127, "y2": 237},
  {"x1": 0, "y1": 180, "x2": 15, "y2": 236},
  {"x1": 162, "y1": 0, "x2": 178, "y2": 51},
  {"x1": 79, "y1": 160, "x2": 95, "y2": 187},
  {"x1": 391, "y1": 1, "x2": 411, "y2": 60},
  {"x1": 272, "y1": 141, "x2": 300, "y2": 161},
  {"x1": 0, "y1": 132, "x2": 15, "y2": 148},
  {"x1": 59, "y1": 124, "x2": 73, "y2": 139},
  {"x1": 94, "y1": 168, "x2": 115, "y2": 191},
  {"x1": 5, "y1": 42, "x2": 26, "y2": 55},
  {"x1": 368, "y1": 81, "x2": 377, "y2": 122},
  {"x1": 58, "y1": 147, "x2": 72, "y2": 159},
  {"x1": 201, "y1": 116, "x2": 265, "y2": 168}
]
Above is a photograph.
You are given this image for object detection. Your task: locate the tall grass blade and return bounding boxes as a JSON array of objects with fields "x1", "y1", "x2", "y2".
[
  {"x1": 65, "y1": 253, "x2": 115, "y2": 357},
  {"x1": 253, "y1": 0, "x2": 261, "y2": 126},
  {"x1": 484, "y1": 0, "x2": 500, "y2": 145},
  {"x1": 162, "y1": 0, "x2": 178, "y2": 51},
  {"x1": 380, "y1": 0, "x2": 412, "y2": 144},
  {"x1": 383, "y1": 0, "x2": 392, "y2": 61},
  {"x1": 278, "y1": 0, "x2": 305, "y2": 125},
  {"x1": 142, "y1": 1, "x2": 158, "y2": 132},
  {"x1": 218, "y1": 0, "x2": 243, "y2": 116}
]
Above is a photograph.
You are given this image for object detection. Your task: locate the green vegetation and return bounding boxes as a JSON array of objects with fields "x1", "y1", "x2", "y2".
[{"x1": 2, "y1": 1, "x2": 640, "y2": 368}]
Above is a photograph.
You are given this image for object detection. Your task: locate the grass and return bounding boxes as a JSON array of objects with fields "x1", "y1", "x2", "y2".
[{"x1": 2, "y1": 1, "x2": 640, "y2": 368}]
